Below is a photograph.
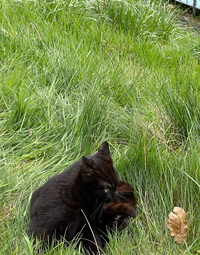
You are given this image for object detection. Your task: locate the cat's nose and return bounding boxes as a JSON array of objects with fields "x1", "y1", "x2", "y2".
[
  {"x1": 113, "y1": 191, "x2": 118, "y2": 200},
  {"x1": 106, "y1": 190, "x2": 118, "y2": 202}
]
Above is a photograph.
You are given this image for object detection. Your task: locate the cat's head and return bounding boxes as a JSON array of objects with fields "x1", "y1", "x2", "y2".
[{"x1": 81, "y1": 141, "x2": 118, "y2": 202}]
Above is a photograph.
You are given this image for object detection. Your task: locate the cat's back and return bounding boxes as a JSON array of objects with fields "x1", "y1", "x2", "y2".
[
  {"x1": 30, "y1": 159, "x2": 82, "y2": 211},
  {"x1": 36, "y1": 159, "x2": 81, "y2": 190}
]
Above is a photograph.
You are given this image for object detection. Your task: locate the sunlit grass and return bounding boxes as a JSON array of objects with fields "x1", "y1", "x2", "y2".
[{"x1": 1, "y1": 0, "x2": 200, "y2": 254}]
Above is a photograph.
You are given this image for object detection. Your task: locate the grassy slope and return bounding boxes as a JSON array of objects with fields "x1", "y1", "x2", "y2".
[{"x1": 0, "y1": 0, "x2": 200, "y2": 254}]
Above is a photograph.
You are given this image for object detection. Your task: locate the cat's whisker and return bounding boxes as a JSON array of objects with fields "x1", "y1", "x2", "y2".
[
  {"x1": 97, "y1": 202, "x2": 106, "y2": 223},
  {"x1": 117, "y1": 193, "x2": 134, "y2": 203},
  {"x1": 117, "y1": 190, "x2": 133, "y2": 195},
  {"x1": 89, "y1": 201, "x2": 104, "y2": 219}
]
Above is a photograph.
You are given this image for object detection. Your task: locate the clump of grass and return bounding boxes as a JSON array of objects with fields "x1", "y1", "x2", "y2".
[{"x1": 1, "y1": 0, "x2": 200, "y2": 254}]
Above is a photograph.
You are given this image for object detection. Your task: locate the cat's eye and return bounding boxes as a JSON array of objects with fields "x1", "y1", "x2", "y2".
[{"x1": 104, "y1": 188, "x2": 109, "y2": 193}]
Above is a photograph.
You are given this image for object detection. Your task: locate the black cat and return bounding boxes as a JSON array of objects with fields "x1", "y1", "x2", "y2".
[{"x1": 29, "y1": 141, "x2": 136, "y2": 254}]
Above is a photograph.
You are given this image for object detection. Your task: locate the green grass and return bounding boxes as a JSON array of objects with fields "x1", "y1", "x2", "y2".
[{"x1": 1, "y1": 0, "x2": 200, "y2": 254}]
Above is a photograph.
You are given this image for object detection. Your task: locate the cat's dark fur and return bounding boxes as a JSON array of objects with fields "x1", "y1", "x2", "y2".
[{"x1": 29, "y1": 142, "x2": 136, "y2": 254}]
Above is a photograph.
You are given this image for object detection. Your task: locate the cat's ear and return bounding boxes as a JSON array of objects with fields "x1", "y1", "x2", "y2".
[
  {"x1": 98, "y1": 141, "x2": 110, "y2": 155},
  {"x1": 81, "y1": 156, "x2": 98, "y2": 175}
]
